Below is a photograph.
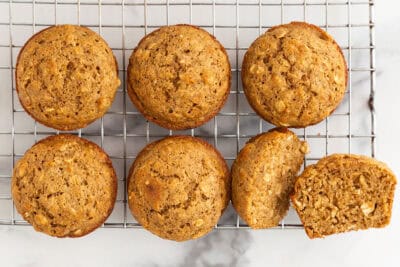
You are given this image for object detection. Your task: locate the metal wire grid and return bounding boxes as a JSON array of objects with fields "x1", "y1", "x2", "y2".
[{"x1": 0, "y1": 0, "x2": 376, "y2": 230}]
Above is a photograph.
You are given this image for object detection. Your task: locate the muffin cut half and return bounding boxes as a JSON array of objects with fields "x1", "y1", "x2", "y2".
[{"x1": 291, "y1": 154, "x2": 396, "y2": 238}]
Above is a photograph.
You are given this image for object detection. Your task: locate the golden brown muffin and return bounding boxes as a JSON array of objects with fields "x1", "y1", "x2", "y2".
[
  {"x1": 231, "y1": 128, "x2": 309, "y2": 229},
  {"x1": 242, "y1": 22, "x2": 347, "y2": 127},
  {"x1": 11, "y1": 134, "x2": 117, "y2": 238},
  {"x1": 291, "y1": 154, "x2": 397, "y2": 239},
  {"x1": 127, "y1": 24, "x2": 231, "y2": 130},
  {"x1": 16, "y1": 25, "x2": 120, "y2": 131},
  {"x1": 128, "y1": 136, "x2": 230, "y2": 241}
]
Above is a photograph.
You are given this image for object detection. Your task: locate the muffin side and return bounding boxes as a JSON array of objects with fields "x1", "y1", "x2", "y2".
[{"x1": 232, "y1": 128, "x2": 309, "y2": 228}]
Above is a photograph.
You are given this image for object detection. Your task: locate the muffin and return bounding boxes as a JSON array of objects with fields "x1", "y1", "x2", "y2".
[
  {"x1": 231, "y1": 128, "x2": 309, "y2": 229},
  {"x1": 16, "y1": 25, "x2": 120, "y2": 131},
  {"x1": 292, "y1": 154, "x2": 397, "y2": 239},
  {"x1": 11, "y1": 134, "x2": 117, "y2": 237},
  {"x1": 242, "y1": 21, "x2": 347, "y2": 128},
  {"x1": 127, "y1": 24, "x2": 231, "y2": 130},
  {"x1": 128, "y1": 136, "x2": 230, "y2": 241}
]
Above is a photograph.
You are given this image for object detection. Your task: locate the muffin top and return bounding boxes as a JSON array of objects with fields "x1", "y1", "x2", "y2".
[
  {"x1": 242, "y1": 22, "x2": 347, "y2": 127},
  {"x1": 232, "y1": 128, "x2": 308, "y2": 228},
  {"x1": 128, "y1": 136, "x2": 230, "y2": 241},
  {"x1": 127, "y1": 24, "x2": 231, "y2": 130},
  {"x1": 11, "y1": 134, "x2": 117, "y2": 237},
  {"x1": 292, "y1": 154, "x2": 397, "y2": 238},
  {"x1": 16, "y1": 25, "x2": 120, "y2": 130}
]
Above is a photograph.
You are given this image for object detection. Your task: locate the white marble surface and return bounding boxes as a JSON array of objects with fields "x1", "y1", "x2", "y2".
[{"x1": 1, "y1": 1, "x2": 400, "y2": 266}]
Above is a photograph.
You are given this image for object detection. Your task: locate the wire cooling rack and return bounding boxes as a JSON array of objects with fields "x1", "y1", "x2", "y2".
[{"x1": 0, "y1": 0, "x2": 376, "y2": 230}]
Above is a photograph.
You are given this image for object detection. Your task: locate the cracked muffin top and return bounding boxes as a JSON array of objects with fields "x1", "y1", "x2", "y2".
[
  {"x1": 16, "y1": 25, "x2": 120, "y2": 130},
  {"x1": 127, "y1": 136, "x2": 230, "y2": 241},
  {"x1": 11, "y1": 134, "x2": 117, "y2": 238},
  {"x1": 127, "y1": 24, "x2": 231, "y2": 130},
  {"x1": 242, "y1": 21, "x2": 347, "y2": 128}
]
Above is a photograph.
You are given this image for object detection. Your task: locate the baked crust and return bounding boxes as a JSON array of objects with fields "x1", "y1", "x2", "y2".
[
  {"x1": 16, "y1": 25, "x2": 120, "y2": 131},
  {"x1": 127, "y1": 135, "x2": 230, "y2": 241},
  {"x1": 242, "y1": 21, "x2": 348, "y2": 128},
  {"x1": 127, "y1": 24, "x2": 231, "y2": 130},
  {"x1": 11, "y1": 134, "x2": 117, "y2": 237}
]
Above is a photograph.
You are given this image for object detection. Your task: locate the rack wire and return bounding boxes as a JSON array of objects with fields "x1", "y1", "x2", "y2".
[{"x1": 0, "y1": 0, "x2": 376, "y2": 230}]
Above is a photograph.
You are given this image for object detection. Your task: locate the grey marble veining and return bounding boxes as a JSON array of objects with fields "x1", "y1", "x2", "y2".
[
  {"x1": 179, "y1": 230, "x2": 251, "y2": 267},
  {"x1": 1, "y1": 1, "x2": 400, "y2": 266}
]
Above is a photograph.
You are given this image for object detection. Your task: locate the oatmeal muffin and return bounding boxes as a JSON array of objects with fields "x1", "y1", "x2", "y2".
[
  {"x1": 292, "y1": 154, "x2": 396, "y2": 239},
  {"x1": 11, "y1": 134, "x2": 117, "y2": 238},
  {"x1": 127, "y1": 24, "x2": 231, "y2": 130},
  {"x1": 128, "y1": 136, "x2": 230, "y2": 241},
  {"x1": 16, "y1": 25, "x2": 120, "y2": 130},
  {"x1": 232, "y1": 128, "x2": 309, "y2": 229},
  {"x1": 242, "y1": 22, "x2": 347, "y2": 127}
]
